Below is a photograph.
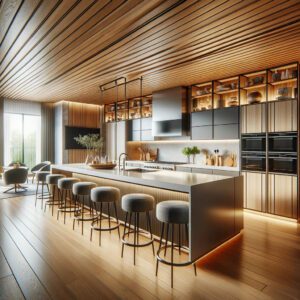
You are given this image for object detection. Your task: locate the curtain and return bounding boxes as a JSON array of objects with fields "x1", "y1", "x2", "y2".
[
  {"x1": 0, "y1": 98, "x2": 4, "y2": 166},
  {"x1": 41, "y1": 103, "x2": 55, "y2": 163}
]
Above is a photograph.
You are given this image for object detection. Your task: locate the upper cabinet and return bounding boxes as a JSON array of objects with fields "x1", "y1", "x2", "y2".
[
  {"x1": 267, "y1": 63, "x2": 298, "y2": 102},
  {"x1": 104, "y1": 103, "x2": 116, "y2": 123},
  {"x1": 213, "y1": 76, "x2": 239, "y2": 109},
  {"x1": 191, "y1": 82, "x2": 213, "y2": 112}
]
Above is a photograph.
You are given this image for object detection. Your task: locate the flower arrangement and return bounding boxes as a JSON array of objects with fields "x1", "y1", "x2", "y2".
[{"x1": 74, "y1": 134, "x2": 104, "y2": 164}]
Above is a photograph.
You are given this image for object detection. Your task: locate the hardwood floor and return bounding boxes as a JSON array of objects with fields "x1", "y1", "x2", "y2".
[{"x1": 0, "y1": 195, "x2": 299, "y2": 300}]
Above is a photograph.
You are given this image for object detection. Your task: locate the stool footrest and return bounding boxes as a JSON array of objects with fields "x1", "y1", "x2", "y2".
[
  {"x1": 156, "y1": 245, "x2": 193, "y2": 267},
  {"x1": 121, "y1": 231, "x2": 154, "y2": 248}
]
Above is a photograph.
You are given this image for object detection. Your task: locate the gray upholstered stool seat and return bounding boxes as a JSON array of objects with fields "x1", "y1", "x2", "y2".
[
  {"x1": 155, "y1": 200, "x2": 196, "y2": 288},
  {"x1": 121, "y1": 193, "x2": 154, "y2": 213},
  {"x1": 57, "y1": 178, "x2": 80, "y2": 224},
  {"x1": 121, "y1": 193, "x2": 155, "y2": 265},
  {"x1": 72, "y1": 182, "x2": 97, "y2": 235},
  {"x1": 46, "y1": 174, "x2": 65, "y2": 185},
  {"x1": 91, "y1": 186, "x2": 120, "y2": 203},
  {"x1": 44, "y1": 174, "x2": 65, "y2": 215},
  {"x1": 58, "y1": 177, "x2": 80, "y2": 190},
  {"x1": 156, "y1": 200, "x2": 189, "y2": 224},
  {"x1": 90, "y1": 187, "x2": 121, "y2": 245},
  {"x1": 72, "y1": 182, "x2": 96, "y2": 196},
  {"x1": 36, "y1": 171, "x2": 50, "y2": 182},
  {"x1": 35, "y1": 171, "x2": 51, "y2": 208}
]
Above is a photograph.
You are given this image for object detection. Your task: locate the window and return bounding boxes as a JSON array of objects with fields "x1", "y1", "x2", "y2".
[{"x1": 4, "y1": 113, "x2": 41, "y2": 169}]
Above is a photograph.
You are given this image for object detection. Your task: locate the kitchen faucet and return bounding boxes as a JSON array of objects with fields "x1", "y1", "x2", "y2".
[{"x1": 118, "y1": 153, "x2": 128, "y2": 171}]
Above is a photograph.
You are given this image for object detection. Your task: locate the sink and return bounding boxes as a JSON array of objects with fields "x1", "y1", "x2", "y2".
[{"x1": 125, "y1": 168, "x2": 158, "y2": 173}]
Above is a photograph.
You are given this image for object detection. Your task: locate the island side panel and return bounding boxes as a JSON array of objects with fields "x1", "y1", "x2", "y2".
[
  {"x1": 72, "y1": 173, "x2": 189, "y2": 240},
  {"x1": 234, "y1": 176, "x2": 244, "y2": 234},
  {"x1": 190, "y1": 176, "x2": 243, "y2": 261}
]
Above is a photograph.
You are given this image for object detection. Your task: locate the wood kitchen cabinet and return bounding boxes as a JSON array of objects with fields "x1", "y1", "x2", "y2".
[
  {"x1": 240, "y1": 103, "x2": 266, "y2": 133},
  {"x1": 268, "y1": 174, "x2": 297, "y2": 218},
  {"x1": 268, "y1": 99, "x2": 297, "y2": 132},
  {"x1": 242, "y1": 171, "x2": 266, "y2": 212}
]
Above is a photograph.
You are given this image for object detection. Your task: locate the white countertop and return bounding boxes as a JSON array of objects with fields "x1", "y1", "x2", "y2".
[{"x1": 52, "y1": 164, "x2": 239, "y2": 193}]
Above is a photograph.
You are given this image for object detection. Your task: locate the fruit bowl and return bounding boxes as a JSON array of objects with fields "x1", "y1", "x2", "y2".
[{"x1": 88, "y1": 163, "x2": 117, "y2": 169}]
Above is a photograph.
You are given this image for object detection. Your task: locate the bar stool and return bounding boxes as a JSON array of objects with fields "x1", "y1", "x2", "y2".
[
  {"x1": 72, "y1": 182, "x2": 97, "y2": 235},
  {"x1": 90, "y1": 186, "x2": 121, "y2": 245},
  {"x1": 121, "y1": 193, "x2": 155, "y2": 265},
  {"x1": 155, "y1": 200, "x2": 197, "y2": 288},
  {"x1": 44, "y1": 174, "x2": 65, "y2": 216},
  {"x1": 35, "y1": 171, "x2": 51, "y2": 209},
  {"x1": 57, "y1": 177, "x2": 80, "y2": 224}
]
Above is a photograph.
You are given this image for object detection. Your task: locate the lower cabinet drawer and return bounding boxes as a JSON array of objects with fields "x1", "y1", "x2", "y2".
[
  {"x1": 214, "y1": 124, "x2": 239, "y2": 139},
  {"x1": 191, "y1": 126, "x2": 213, "y2": 140},
  {"x1": 212, "y1": 170, "x2": 240, "y2": 176},
  {"x1": 176, "y1": 166, "x2": 192, "y2": 172},
  {"x1": 192, "y1": 168, "x2": 213, "y2": 174}
]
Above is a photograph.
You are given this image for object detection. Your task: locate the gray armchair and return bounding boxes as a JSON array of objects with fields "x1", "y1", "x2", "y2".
[
  {"x1": 3, "y1": 167, "x2": 29, "y2": 193},
  {"x1": 29, "y1": 161, "x2": 51, "y2": 183}
]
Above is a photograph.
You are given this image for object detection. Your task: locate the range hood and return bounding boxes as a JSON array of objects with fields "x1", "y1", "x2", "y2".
[{"x1": 152, "y1": 86, "x2": 188, "y2": 137}]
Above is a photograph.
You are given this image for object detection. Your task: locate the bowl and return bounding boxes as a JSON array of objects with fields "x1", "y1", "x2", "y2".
[
  {"x1": 88, "y1": 163, "x2": 117, "y2": 169},
  {"x1": 247, "y1": 91, "x2": 262, "y2": 104}
]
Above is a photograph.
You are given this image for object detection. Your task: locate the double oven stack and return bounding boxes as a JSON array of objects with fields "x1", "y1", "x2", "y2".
[{"x1": 242, "y1": 132, "x2": 297, "y2": 175}]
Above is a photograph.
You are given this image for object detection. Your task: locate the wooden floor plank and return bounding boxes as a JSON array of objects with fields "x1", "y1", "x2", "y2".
[
  {"x1": 0, "y1": 195, "x2": 300, "y2": 299},
  {"x1": 0, "y1": 275, "x2": 25, "y2": 300}
]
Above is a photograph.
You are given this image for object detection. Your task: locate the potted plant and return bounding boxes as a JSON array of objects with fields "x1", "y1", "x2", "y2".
[
  {"x1": 74, "y1": 134, "x2": 104, "y2": 164},
  {"x1": 182, "y1": 147, "x2": 193, "y2": 164},
  {"x1": 190, "y1": 146, "x2": 201, "y2": 164}
]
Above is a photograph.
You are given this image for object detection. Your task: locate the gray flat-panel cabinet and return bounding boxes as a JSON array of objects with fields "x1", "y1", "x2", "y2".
[
  {"x1": 214, "y1": 124, "x2": 239, "y2": 139},
  {"x1": 214, "y1": 107, "x2": 239, "y2": 125},
  {"x1": 191, "y1": 111, "x2": 213, "y2": 127},
  {"x1": 191, "y1": 126, "x2": 213, "y2": 140}
]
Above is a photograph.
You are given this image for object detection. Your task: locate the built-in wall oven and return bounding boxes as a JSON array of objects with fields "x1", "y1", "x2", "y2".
[
  {"x1": 268, "y1": 153, "x2": 297, "y2": 174},
  {"x1": 268, "y1": 132, "x2": 297, "y2": 153},
  {"x1": 242, "y1": 153, "x2": 266, "y2": 172},
  {"x1": 241, "y1": 133, "x2": 266, "y2": 152}
]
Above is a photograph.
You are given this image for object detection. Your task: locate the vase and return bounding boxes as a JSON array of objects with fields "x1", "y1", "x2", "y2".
[
  {"x1": 192, "y1": 155, "x2": 196, "y2": 164},
  {"x1": 85, "y1": 153, "x2": 94, "y2": 165},
  {"x1": 186, "y1": 155, "x2": 191, "y2": 164}
]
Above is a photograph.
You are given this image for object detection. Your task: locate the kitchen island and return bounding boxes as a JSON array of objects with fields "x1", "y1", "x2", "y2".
[{"x1": 52, "y1": 164, "x2": 243, "y2": 261}]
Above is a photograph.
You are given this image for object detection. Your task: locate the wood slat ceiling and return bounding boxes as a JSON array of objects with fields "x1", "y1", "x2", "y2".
[{"x1": 1, "y1": 0, "x2": 300, "y2": 104}]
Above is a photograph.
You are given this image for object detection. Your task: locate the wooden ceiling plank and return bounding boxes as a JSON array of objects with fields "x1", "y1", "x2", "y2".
[
  {"x1": 26, "y1": 0, "x2": 296, "y2": 90},
  {"x1": 0, "y1": 0, "x2": 96, "y2": 81},
  {"x1": 31, "y1": 29, "x2": 300, "y2": 102},
  {"x1": 0, "y1": 0, "x2": 23, "y2": 44},
  {"x1": 34, "y1": 3, "x2": 300, "y2": 94},
  {"x1": 0, "y1": 1, "x2": 162, "y2": 92},
  {"x1": 0, "y1": 0, "x2": 41, "y2": 62},
  {"x1": 0, "y1": 0, "x2": 119, "y2": 85},
  {"x1": 0, "y1": 0, "x2": 60, "y2": 68}
]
